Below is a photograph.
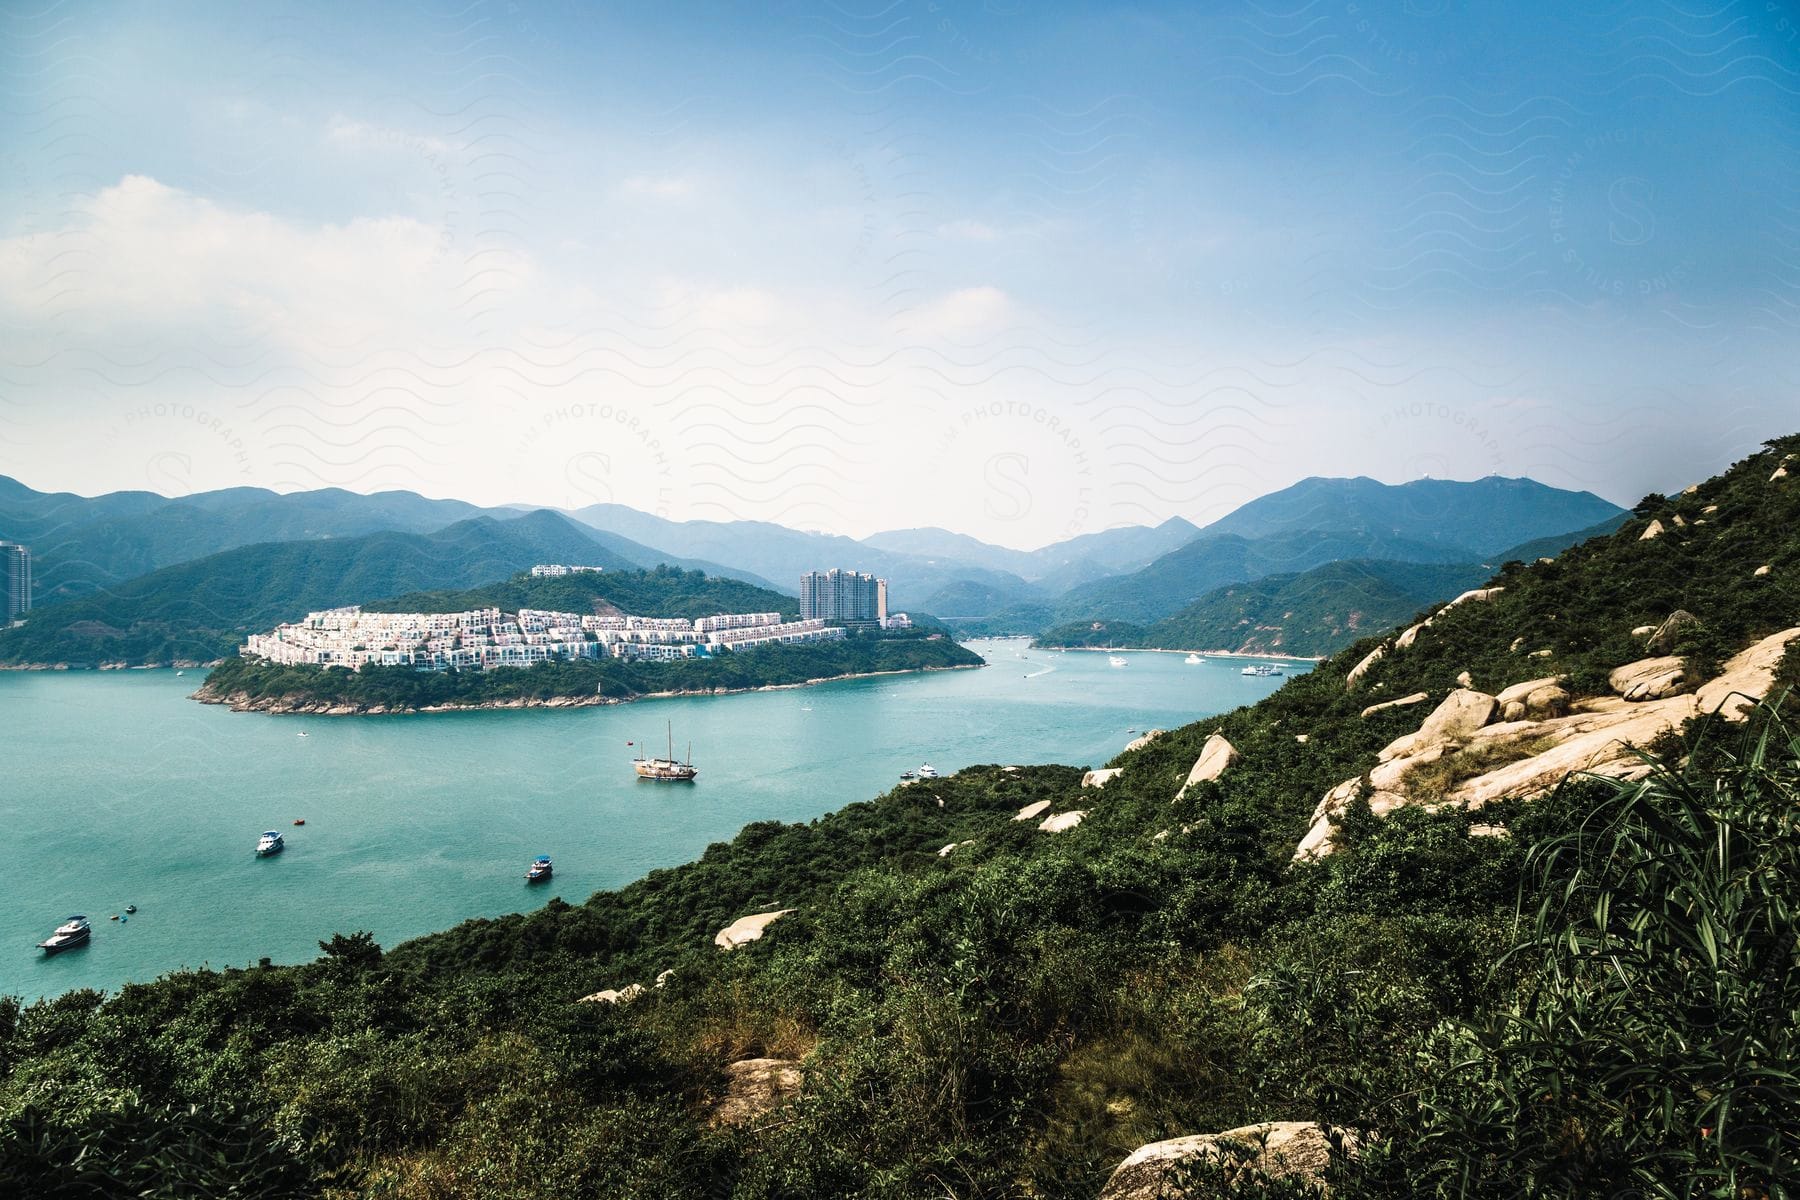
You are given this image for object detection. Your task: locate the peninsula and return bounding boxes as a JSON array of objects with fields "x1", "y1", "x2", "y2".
[{"x1": 192, "y1": 566, "x2": 981, "y2": 714}]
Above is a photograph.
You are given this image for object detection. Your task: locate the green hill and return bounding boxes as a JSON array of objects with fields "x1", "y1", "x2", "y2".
[
  {"x1": 1050, "y1": 528, "x2": 1475, "y2": 626},
  {"x1": 1200, "y1": 474, "x2": 1626, "y2": 555},
  {"x1": 2, "y1": 438, "x2": 1795, "y2": 1197},
  {"x1": 0, "y1": 510, "x2": 635, "y2": 667},
  {"x1": 362, "y1": 564, "x2": 800, "y2": 622}
]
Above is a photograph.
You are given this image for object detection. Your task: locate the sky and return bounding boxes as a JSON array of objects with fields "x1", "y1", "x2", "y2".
[{"x1": 1, "y1": 0, "x2": 1798, "y2": 549}]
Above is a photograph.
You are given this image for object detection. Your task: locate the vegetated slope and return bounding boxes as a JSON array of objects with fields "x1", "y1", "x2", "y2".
[
  {"x1": 1052, "y1": 528, "x2": 1474, "y2": 625},
  {"x1": 1042, "y1": 559, "x2": 1491, "y2": 656},
  {"x1": 0, "y1": 476, "x2": 770, "y2": 604},
  {"x1": 1037, "y1": 519, "x2": 1629, "y2": 657},
  {"x1": 2, "y1": 439, "x2": 1795, "y2": 1198},
  {"x1": 1200, "y1": 474, "x2": 1626, "y2": 555},
  {"x1": 362, "y1": 564, "x2": 801, "y2": 622},
  {"x1": 199, "y1": 632, "x2": 982, "y2": 713},
  {"x1": 0, "y1": 511, "x2": 630, "y2": 667}
]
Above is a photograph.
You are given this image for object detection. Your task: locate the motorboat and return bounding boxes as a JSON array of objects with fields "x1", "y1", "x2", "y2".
[
  {"x1": 1240, "y1": 663, "x2": 1283, "y2": 677},
  {"x1": 916, "y1": 763, "x2": 939, "y2": 779},
  {"x1": 255, "y1": 831, "x2": 285, "y2": 857},
  {"x1": 1184, "y1": 653, "x2": 1203, "y2": 665},
  {"x1": 38, "y1": 915, "x2": 90, "y2": 954},
  {"x1": 526, "y1": 855, "x2": 553, "y2": 883},
  {"x1": 1108, "y1": 655, "x2": 1128, "y2": 667},
  {"x1": 634, "y1": 721, "x2": 698, "y2": 781},
  {"x1": 899, "y1": 769, "x2": 917, "y2": 781}
]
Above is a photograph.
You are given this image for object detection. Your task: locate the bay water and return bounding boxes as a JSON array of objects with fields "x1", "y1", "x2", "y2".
[{"x1": 0, "y1": 641, "x2": 1306, "y2": 1001}]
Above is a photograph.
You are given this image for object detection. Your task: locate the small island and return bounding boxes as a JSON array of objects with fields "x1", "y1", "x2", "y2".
[{"x1": 193, "y1": 566, "x2": 983, "y2": 714}]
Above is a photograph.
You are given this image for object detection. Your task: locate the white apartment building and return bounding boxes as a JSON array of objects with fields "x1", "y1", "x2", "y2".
[{"x1": 243, "y1": 602, "x2": 842, "y2": 672}]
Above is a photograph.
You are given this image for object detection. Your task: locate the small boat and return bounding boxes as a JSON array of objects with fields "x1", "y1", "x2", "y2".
[
  {"x1": 1108, "y1": 655, "x2": 1128, "y2": 668},
  {"x1": 293, "y1": 819, "x2": 305, "y2": 826},
  {"x1": 899, "y1": 770, "x2": 917, "y2": 781},
  {"x1": 296, "y1": 731, "x2": 309, "y2": 738},
  {"x1": 175, "y1": 670, "x2": 185, "y2": 677},
  {"x1": 124, "y1": 904, "x2": 136, "y2": 914},
  {"x1": 1240, "y1": 663, "x2": 1283, "y2": 677},
  {"x1": 1185, "y1": 654, "x2": 1203, "y2": 665},
  {"x1": 634, "y1": 721, "x2": 698, "y2": 781},
  {"x1": 255, "y1": 831, "x2": 285, "y2": 857},
  {"x1": 38, "y1": 915, "x2": 90, "y2": 954},
  {"x1": 916, "y1": 763, "x2": 939, "y2": 779},
  {"x1": 526, "y1": 855, "x2": 553, "y2": 883}
]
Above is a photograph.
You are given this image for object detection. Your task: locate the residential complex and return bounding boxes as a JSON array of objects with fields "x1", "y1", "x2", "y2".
[
  {"x1": 800, "y1": 568, "x2": 888, "y2": 626},
  {"x1": 243, "y1": 605, "x2": 843, "y2": 671},
  {"x1": 529, "y1": 564, "x2": 606, "y2": 577},
  {"x1": 1, "y1": 542, "x2": 30, "y2": 622}
]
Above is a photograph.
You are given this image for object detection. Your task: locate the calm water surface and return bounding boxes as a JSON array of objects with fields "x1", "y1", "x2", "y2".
[{"x1": 0, "y1": 641, "x2": 1306, "y2": 1000}]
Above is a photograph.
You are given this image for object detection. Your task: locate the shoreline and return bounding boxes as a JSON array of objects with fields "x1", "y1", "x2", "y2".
[
  {"x1": 191, "y1": 661, "x2": 984, "y2": 716},
  {"x1": 1036, "y1": 644, "x2": 1324, "y2": 663}
]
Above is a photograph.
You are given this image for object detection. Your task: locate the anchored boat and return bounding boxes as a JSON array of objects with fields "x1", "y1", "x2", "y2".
[
  {"x1": 634, "y1": 721, "x2": 697, "y2": 782},
  {"x1": 526, "y1": 855, "x2": 553, "y2": 883},
  {"x1": 38, "y1": 915, "x2": 90, "y2": 954},
  {"x1": 255, "y1": 830, "x2": 285, "y2": 857}
]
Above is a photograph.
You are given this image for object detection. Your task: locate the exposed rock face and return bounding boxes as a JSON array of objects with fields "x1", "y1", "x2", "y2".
[
  {"x1": 1455, "y1": 669, "x2": 1474, "y2": 688},
  {"x1": 1756, "y1": 565, "x2": 1772, "y2": 577},
  {"x1": 1419, "y1": 689, "x2": 1497, "y2": 740},
  {"x1": 1100, "y1": 1121, "x2": 1347, "y2": 1199},
  {"x1": 937, "y1": 840, "x2": 973, "y2": 857},
  {"x1": 1082, "y1": 767, "x2": 1123, "y2": 789},
  {"x1": 1495, "y1": 675, "x2": 1568, "y2": 722},
  {"x1": 1014, "y1": 799, "x2": 1053, "y2": 822},
  {"x1": 715, "y1": 910, "x2": 794, "y2": 949},
  {"x1": 714, "y1": 1058, "x2": 802, "y2": 1127},
  {"x1": 1646, "y1": 609, "x2": 1700, "y2": 653},
  {"x1": 1361, "y1": 692, "x2": 1428, "y2": 718},
  {"x1": 1609, "y1": 656, "x2": 1688, "y2": 701},
  {"x1": 1298, "y1": 628, "x2": 1800, "y2": 859},
  {"x1": 1039, "y1": 810, "x2": 1086, "y2": 833},
  {"x1": 579, "y1": 983, "x2": 646, "y2": 1005},
  {"x1": 1468, "y1": 823, "x2": 1508, "y2": 838},
  {"x1": 1640, "y1": 519, "x2": 1665, "y2": 540},
  {"x1": 1122, "y1": 729, "x2": 1166, "y2": 754},
  {"x1": 1632, "y1": 625, "x2": 1656, "y2": 637},
  {"x1": 1177, "y1": 733, "x2": 1239, "y2": 799},
  {"x1": 1344, "y1": 644, "x2": 1386, "y2": 690}
]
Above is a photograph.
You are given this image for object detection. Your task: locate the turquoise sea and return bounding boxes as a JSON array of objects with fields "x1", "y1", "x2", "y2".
[{"x1": 0, "y1": 641, "x2": 1306, "y2": 1001}]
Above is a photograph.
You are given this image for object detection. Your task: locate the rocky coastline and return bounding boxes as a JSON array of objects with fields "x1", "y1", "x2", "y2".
[{"x1": 190, "y1": 662, "x2": 983, "y2": 716}]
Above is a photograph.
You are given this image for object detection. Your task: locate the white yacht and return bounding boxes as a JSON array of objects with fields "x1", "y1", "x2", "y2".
[
  {"x1": 1108, "y1": 655, "x2": 1128, "y2": 667},
  {"x1": 255, "y1": 830, "x2": 285, "y2": 857},
  {"x1": 1184, "y1": 653, "x2": 1203, "y2": 665},
  {"x1": 916, "y1": 763, "x2": 939, "y2": 779},
  {"x1": 38, "y1": 915, "x2": 90, "y2": 954}
]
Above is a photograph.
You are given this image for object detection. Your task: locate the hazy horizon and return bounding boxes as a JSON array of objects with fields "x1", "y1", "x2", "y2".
[{"x1": 3, "y1": 2, "x2": 1795, "y2": 548}]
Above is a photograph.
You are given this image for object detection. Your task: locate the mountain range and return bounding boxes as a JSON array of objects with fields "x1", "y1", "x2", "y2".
[{"x1": 0, "y1": 472, "x2": 1630, "y2": 666}]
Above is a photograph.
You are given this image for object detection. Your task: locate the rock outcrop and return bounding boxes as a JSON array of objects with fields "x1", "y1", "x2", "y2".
[
  {"x1": 1176, "y1": 733, "x2": 1239, "y2": 799},
  {"x1": 1361, "y1": 691, "x2": 1428, "y2": 718},
  {"x1": 1640, "y1": 519, "x2": 1665, "y2": 540},
  {"x1": 1082, "y1": 767, "x2": 1123, "y2": 789},
  {"x1": 1122, "y1": 729, "x2": 1166, "y2": 754},
  {"x1": 1039, "y1": 810, "x2": 1086, "y2": 833},
  {"x1": 1344, "y1": 644, "x2": 1385, "y2": 690},
  {"x1": 1609, "y1": 656, "x2": 1687, "y2": 701},
  {"x1": 1014, "y1": 799, "x2": 1053, "y2": 822},
  {"x1": 714, "y1": 1058, "x2": 802, "y2": 1127},
  {"x1": 1646, "y1": 609, "x2": 1700, "y2": 653},
  {"x1": 715, "y1": 910, "x2": 793, "y2": 949},
  {"x1": 1100, "y1": 1121, "x2": 1348, "y2": 1199},
  {"x1": 579, "y1": 983, "x2": 646, "y2": 1005},
  {"x1": 1495, "y1": 675, "x2": 1568, "y2": 722},
  {"x1": 1297, "y1": 628, "x2": 1800, "y2": 860}
]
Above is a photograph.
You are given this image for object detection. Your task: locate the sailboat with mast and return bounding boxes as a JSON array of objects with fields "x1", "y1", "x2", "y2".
[{"x1": 634, "y1": 720, "x2": 698, "y2": 781}]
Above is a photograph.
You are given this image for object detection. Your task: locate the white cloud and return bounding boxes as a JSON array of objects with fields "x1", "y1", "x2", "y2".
[
  {"x1": 901, "y1": 285, "x2": 1015, "y2": 339},
  {"x1": 0, "y1": 175, "x2": 519, "y2": 347}
]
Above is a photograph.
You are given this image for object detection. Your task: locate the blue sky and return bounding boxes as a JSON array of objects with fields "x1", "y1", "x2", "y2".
[{"x1": 1, "y1": 0, "x2": 1797, "y2": 547}]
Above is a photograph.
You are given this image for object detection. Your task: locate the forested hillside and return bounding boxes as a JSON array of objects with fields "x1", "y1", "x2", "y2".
[
  {"x1": 2, "y1": 437, "x2": 1794, "y2": 1198},
  {"x1": 0, "y1": 511, "x2": 629, "y2": 667}
]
